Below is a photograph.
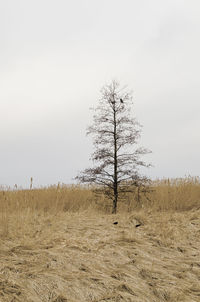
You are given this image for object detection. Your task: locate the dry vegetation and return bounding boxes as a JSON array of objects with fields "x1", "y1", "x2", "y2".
[{"x1": 0, "y1": 177, "x2": 200, "y2": 301}]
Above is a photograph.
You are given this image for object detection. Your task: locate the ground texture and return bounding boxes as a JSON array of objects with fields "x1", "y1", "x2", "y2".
[{"x1": 0, "y1": 209, "x2": 200, "y2": 302}]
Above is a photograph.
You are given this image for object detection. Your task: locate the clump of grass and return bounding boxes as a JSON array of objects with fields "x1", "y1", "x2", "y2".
[
  {"x1": 0, "y1": 184, "x2": 95, "y2": 214},
  {"x1": 145, "y1": 176, "x2": 200, "y2": 211}
]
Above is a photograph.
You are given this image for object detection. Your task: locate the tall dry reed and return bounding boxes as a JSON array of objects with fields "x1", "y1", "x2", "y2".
[
  {"x1": 0, "y1": 177, "x2": 200, "y2": 214},
  {"x1": 0, "y1": 177, "x2": 200, "y2": 237}
]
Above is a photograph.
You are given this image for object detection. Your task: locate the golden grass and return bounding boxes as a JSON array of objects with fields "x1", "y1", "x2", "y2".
[
  {"x1": 147, "y1": 177, "x2": 200, "y2": 211},
  {"x1": 0, "y1": 177, "x2": 200, "y2": 301},
  {"x1": 1, "y1": 177, "x2": 200, "y2": 216},
  {"x1": 0, "y1": 209, "x2": 200, "y2": 301}
]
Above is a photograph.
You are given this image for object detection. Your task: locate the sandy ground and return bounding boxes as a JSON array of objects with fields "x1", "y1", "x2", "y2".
[{"x1": 0, "y1": 209, "x2": 200, "y2": 302}]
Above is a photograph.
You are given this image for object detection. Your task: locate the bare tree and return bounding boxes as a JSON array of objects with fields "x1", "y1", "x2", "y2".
[{"x1": 76, "y1": 80, "x2": 151, "y2": 213}]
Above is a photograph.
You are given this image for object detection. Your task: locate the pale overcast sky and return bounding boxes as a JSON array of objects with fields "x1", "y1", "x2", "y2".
[{"x1": 1, "y1": 0, "x2": 200, "y2": 188}]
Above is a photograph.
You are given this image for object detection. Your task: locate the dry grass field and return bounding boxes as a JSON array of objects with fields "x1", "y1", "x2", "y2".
[{"x1": 0, "y1": 177, "x2": 200, "y2": 302}]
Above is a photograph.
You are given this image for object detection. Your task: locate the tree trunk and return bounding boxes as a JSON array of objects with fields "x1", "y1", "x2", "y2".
[
  {"x1": 112, "y1": 191, "x2": 118, "y2": 214},
  {"x1": 112, "y1": 95, "x2": 118, "y2": 214}
]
